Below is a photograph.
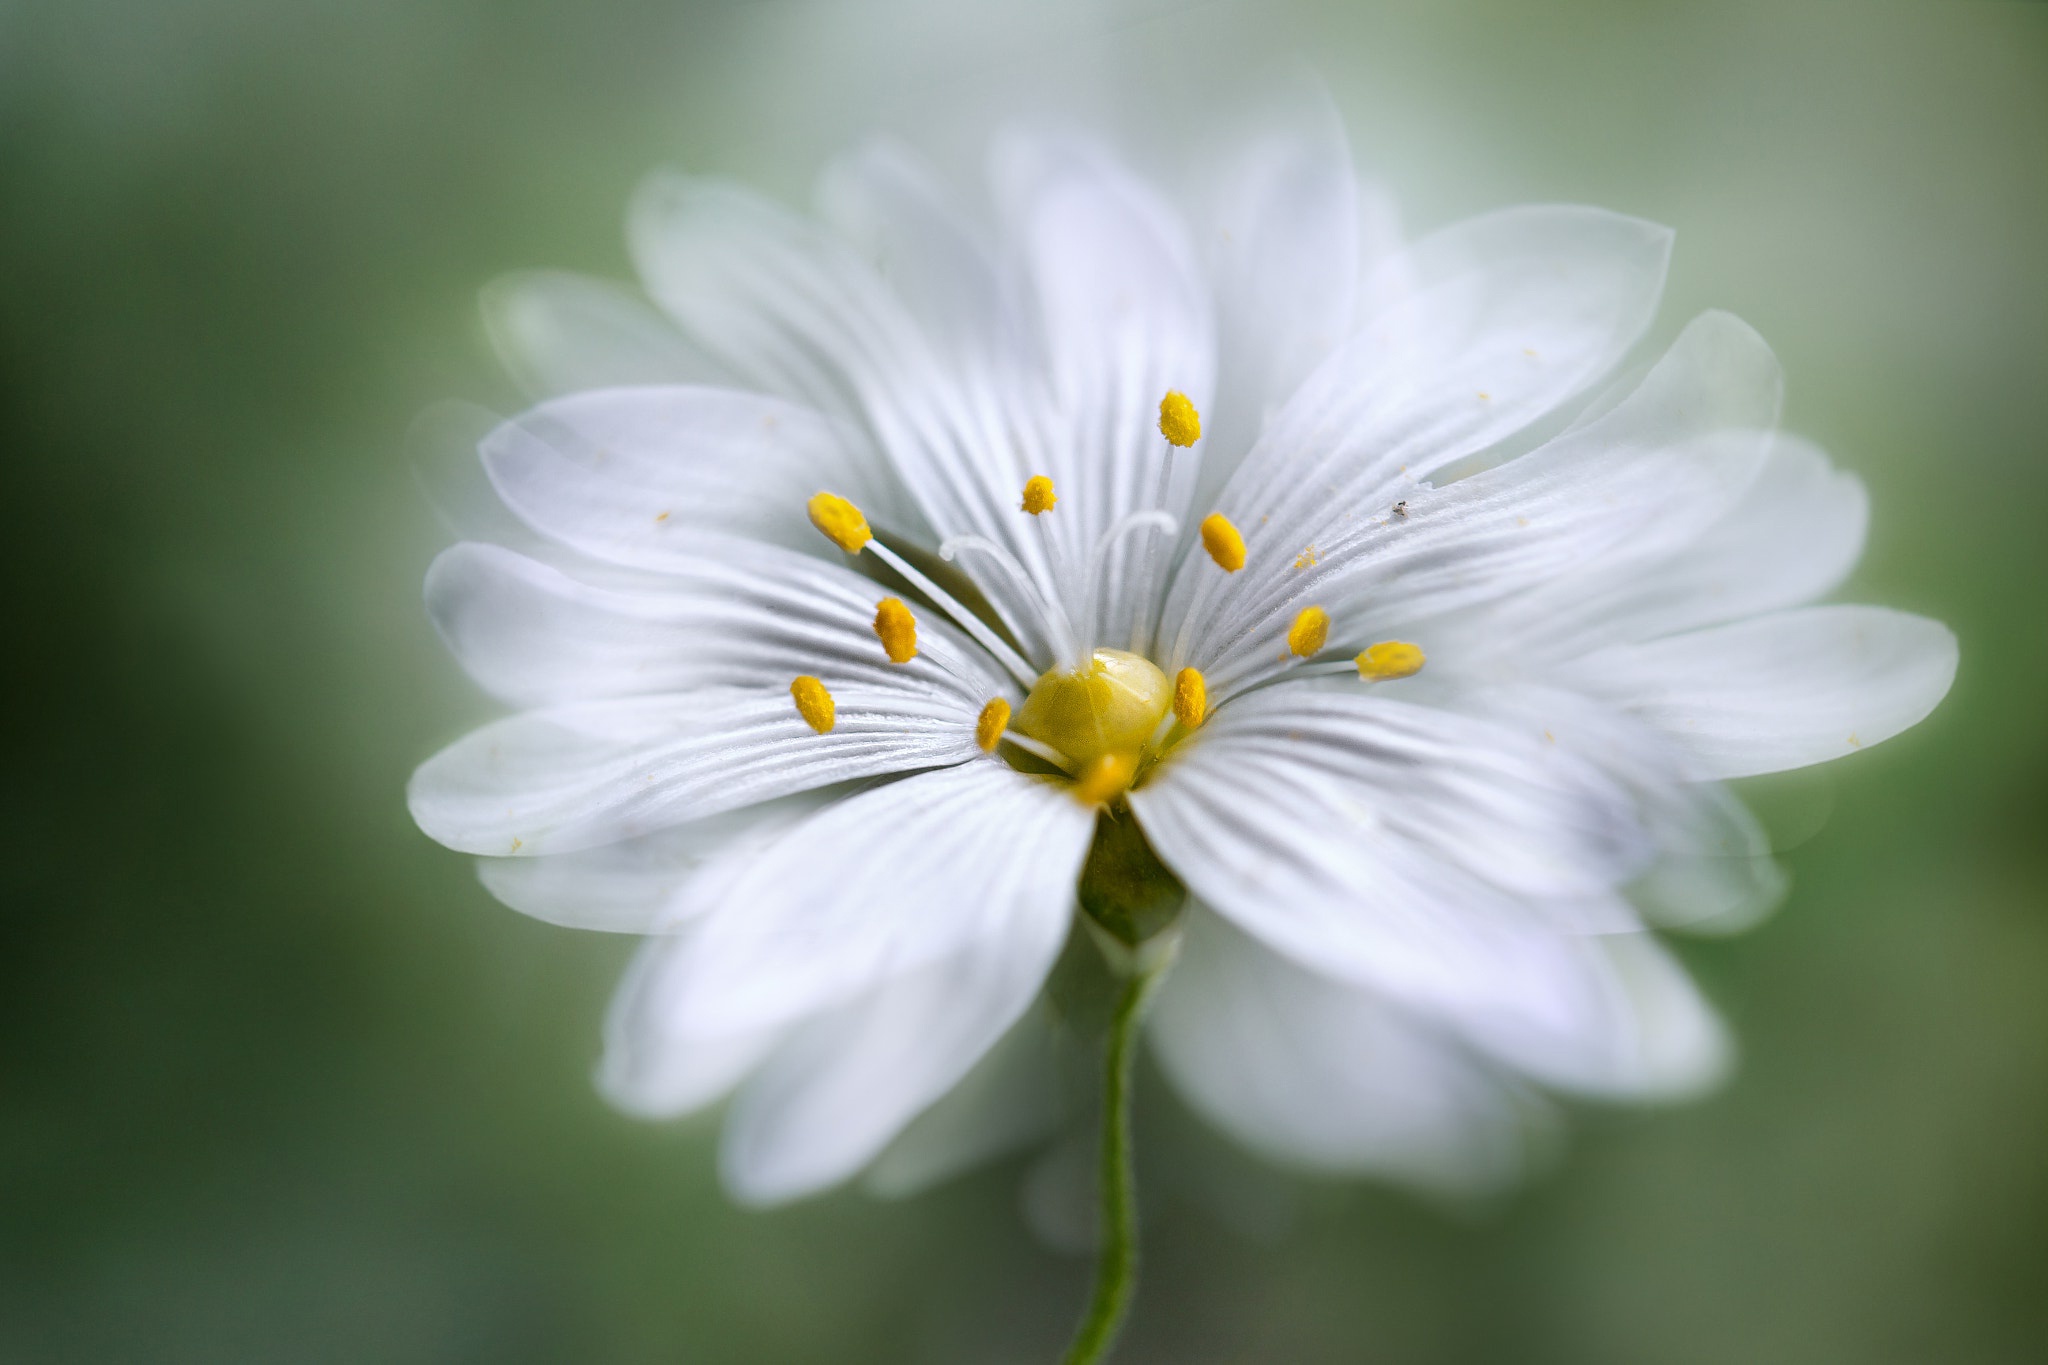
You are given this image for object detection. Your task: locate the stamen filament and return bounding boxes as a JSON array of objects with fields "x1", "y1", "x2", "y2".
[
  {"x1": 999, "y1": 729, "x2": 1075, "y2": 773},
  {"x1": 941, "y1": 532, "x2": 1079, "y2": 670},
  {"x1": 862, "y1": 538, "x2": 1039, "y2": 689}
]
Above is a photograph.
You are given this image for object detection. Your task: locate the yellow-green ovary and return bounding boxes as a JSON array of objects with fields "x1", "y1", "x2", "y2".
[{"x1": 1014, "y1": 649, "x2": 1173, "y2": 767}]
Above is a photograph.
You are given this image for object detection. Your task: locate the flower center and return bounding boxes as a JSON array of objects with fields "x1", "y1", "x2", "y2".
[{"x1": 1014, "y1": 648, "x2": 1172, "y2": 770}]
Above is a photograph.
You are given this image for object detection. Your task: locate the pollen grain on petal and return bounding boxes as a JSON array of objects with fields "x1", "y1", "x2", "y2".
[
  {"x1": 873, "y1": 596, "x2": 918, "y2": 663},
  {"x1": 976, "y1": 697, "x2": 1011, "y2": 753},
  {"x1": 790, "y1": 675, "x2": 836, "y2": 733},
  {"x1": 1356, "y1": 640, "x2": 1426, "y2": 681},
  {"x1": 1072, "y1": 750, "x2": 1138, "y2": 806},
  {"x1": 1172, "y1": 667, "x2": 1207, "y2": 730},
  {"x1": 1158, "y1": 390, "x2": 1202, "y2": 447},
  {"x1": 1199, "y1": 512, "x2": 1246, "y2": 572},
  {"x1": 1021, "y1": 475, "x2": 1057, "y2": 515},
  {"x1": 806, "y1": 491, "x2": 871, "y2": 553},
  {"x1": 1287, "y1": 606, "x2": 1330, "y2": 658}
]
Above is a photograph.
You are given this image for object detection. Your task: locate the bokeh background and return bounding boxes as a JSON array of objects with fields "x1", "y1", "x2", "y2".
[{"x1": 4, "y1": 1, "x2": 2046, "y2": 1360}]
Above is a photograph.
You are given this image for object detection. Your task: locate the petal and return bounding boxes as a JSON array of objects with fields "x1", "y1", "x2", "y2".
[
  {"x1": 662, "y1": 759, "x2": 1094, "y2": 1039},
  {"x1": 478, "y1": 385, "x2": 911, "y2": 565},
  {"x1": 407, "y1": 689, "x2": 982, "y2": 856},
  {"x1": 480, "y1": 270, "x2": 729, "y2": 400},
  {"x1": 597, "y1": 930, "x2": 788, "y2": 1118},
  {"x1": 1128, "y1": 685, "x2": 1651, "y2": 1023},
  {"x1": 423, "y1": 539, "x2": 1006, "y2": 707},
  {"x1": 1172, "y1": 311, "x2": 1781, "y2": 697},
  {"x1": 1149, "y1": 907, "x2": 1550, "y2": 1193},
  {"x1": 1162, "y1": 204, "x2": 1674, "y2": 671},
  {"x1": 1570, "y1": 605, "x2": 1959, "y2": 779}
]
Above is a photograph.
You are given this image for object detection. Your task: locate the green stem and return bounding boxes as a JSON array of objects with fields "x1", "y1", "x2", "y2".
[{"x1": 1058, "y1": 959, "x2": 1168, "y2": 1365}]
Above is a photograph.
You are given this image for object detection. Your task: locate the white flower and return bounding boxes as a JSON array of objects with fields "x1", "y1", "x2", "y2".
[{"x1": 409, "y1": 116, "x2": 1956, "y2": 1205}]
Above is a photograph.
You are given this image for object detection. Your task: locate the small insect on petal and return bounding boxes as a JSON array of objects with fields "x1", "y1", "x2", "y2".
[
  {"x1": 806, "y1": 491, "x2": 871, "y2": 553},
  {"x1": 1287, "y1": 606, "x2": 1329, "y2": 658},
  {"x1": 1356, "y1": 641, "x2": 1426, "y2": 681},
  {"x1": 1157, "y1": 391, "x2": 1202, "y2": 447},
  {"x1": 1021, "y1": 475, "x2": 1057, "y2": 516},
  {"x1": 873, "y1": 596, "x2": 917, "y2": 663},
  {"x1": 1072, "y1": 750, "x2": 1138, "y2": 806},
  {"x1": 790, "y1": 675, "x2": 836, "y2": 733},
  {"x1": 1199, "y1": 512, "x2": 1246, "y2": 573},
  {"x1": 1172, "y1": 667, "x2": 1207, "y2": 730},
  {"x1": 976, "y1": 697, "x2": 1011, "y2": 753}
]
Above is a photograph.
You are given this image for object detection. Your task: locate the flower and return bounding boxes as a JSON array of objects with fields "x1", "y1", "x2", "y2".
[{"x1": 409, "y1": 118, "x2": 1956, "y2": 1205}]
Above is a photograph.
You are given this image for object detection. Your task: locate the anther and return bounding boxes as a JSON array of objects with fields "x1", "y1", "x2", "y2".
[
  {"x1": 790, "y1": 675, "x2": 836, "y2": 733},
  {"x1": 806, "y1": 491, "x2": 871, "y2": 553},
  {"x1": 1172, "y1": 667, "x2": 1207, "y2": 730},
  {"x1": 1199, "y1": 513, "x2": 1246, "y2": 572},
  {"x1": 1021, "y1": 475, "x2": 1056, "y2": 516},
  {"x1": 872, "y1": 597, "x2": 917, "y2": 663},
  {"x1": 1157, "y1": 391, "x2": 1202, "y2": 448},
  {"x1": 1072, "y1": 750, "x2": 1138, "y2": 807},
  {"x1": 1357, "y1": 641, "x2": 1426, "y2": 681},
  {"x1": 976, "y1": 697, "x2": 1011, "y2": 753},
  {"x1": 1287, "y1": 606, "x2": 1330, "y2": 658}
]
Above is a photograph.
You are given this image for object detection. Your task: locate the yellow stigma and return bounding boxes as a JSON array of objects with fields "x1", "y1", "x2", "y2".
[
  {"x1": 1021, "y1": 475, "x2": 1057, "y2": 516},
  {"x1": 975, "y1": 697, "x2": 1011, "y2": 753},
  {"x1": 1287, "y1": 605, "x2": 1330, "y2": 658},
  {"x1": 1172, "y1": 667, "x2": 1207, "y2": 730},
  {"x1": 1199, "y1": 512, "x2": 1246, "y2": 573},
  {"x1": 1357, "y1": 640, "x2": 1426, "y2": 681},
  {"x1": 790, "y1": 675, "x2": 835, "y2": 733},
  {"x1": 1072, "y1": 750, "x2": 1139, "y2": 807},
  {"x1": 872, "y1": 596, "x2": 917, "y2": 663},
  {"x1": 806, "y1": 491, "x2": 871, "y2": 553},
  {"x1": 1015, "y1": 648, "x2": 1172, "y2": 768},
  {"x1": 1158, "y1": 391, "x2": 1202, "y2": 447}
]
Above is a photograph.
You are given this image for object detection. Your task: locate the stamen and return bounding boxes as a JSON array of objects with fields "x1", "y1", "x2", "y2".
[
  {"x1": 975, "y1": 697, "x2": 1011, "y2": 753},
  {"x1": 1357, "y1": 641, "x2": 1426, "y2": 681},
  {"x1": 1199, "y1": 513, "x2": 1246, "y2": 573},
  {"x1": 806, "y1": 492, "x2": 871, "y2": 554},
  {"x1": 855, "y1": 536, "x2": 1037, "y2": 689},
  {"x1": 1172, "y1": 667, "x2": 1207, "y2": 730},
  {"x1": 1072, "y1": 750, "x2": 1138, "y2": 807},
  {"x1": 1287, "y1": 606, "x2": 1330, "y2": 658},
  {"x1": 940, "y1": 532, "x2": 1079, "y2": 668},
  {"x1": 873, "y1": 597, "x2": 917, "y2": 663},
  {"x1": 1157, "y1": 391, "x2": 1202, "y2": 448},
  {"x1": 1000, "y1": 729, "x2": 1075, "y2": 772},
  {"x1": 1021, "y1": 475, "x2": 1057, "y2": 516},
  {"x1": 790, "y1": 675, "x2": 835, "y2": 733}
]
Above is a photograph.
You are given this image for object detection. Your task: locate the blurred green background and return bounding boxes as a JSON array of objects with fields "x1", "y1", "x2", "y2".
[{"x1": 4, "y1": 1, "x2": 2045, "y2": 1360}]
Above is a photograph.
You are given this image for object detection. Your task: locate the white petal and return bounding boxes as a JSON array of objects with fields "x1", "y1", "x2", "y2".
[
  {"x1": 597, "y1": 931, "x2": 787, "y2": 1118},
  {"x1": 1162, "y1": 205, "x2": 1674, "y2": 672},
  {"x1": 990, "y1": 130, "x2": 1217, "y2": 650},
  {"x1": 1149, "y1": 908, "x2": 1549, "y2": 1193},
  {"x1": 662, "y1": 760, "x2": 1094, "y2": 1039},
  {"x1": 423, "y1": 539, "x2": 1006, "y2": 708},
  {"x1": 1199, "y1": 92, "x2": 1361, "y2": 505},
  {"x1": 478, "y1": 385, "x2": 911, "y2": 565},
  {"x1": 1571, "y1": 605, "x2": 1958, "y2": 779},
  {"x1": 629, "y1": 171, "x2": 1063, "y2": 659},
  {"x1": 407, "y1": 689, "x2": 982, "y2": 856},
  {"x1": 480, "y1": 270, "x2": 729, "y2": 400},
  {"x1": 1172, "y1": 311, "x2": 1781, "y2": 697},
  {"x1": 474, "y1": 796, "x2": 824, "y2": 933},
  {"x1": 1129, "y1": 685, "x2": 1651, "y2": 1022}
]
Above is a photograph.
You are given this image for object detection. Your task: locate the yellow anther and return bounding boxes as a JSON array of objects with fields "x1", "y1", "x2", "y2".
[
  {"x1": 806, "y1": 491, "x2": 871, "y2": 553},
  {"x1": 1199, "y1": 512, "x2": 1246, "y2": 573},
  {"x1": 1021, "y1": 475, "x2": 1057, "y2": 516},
  {"x1": 1171, "y1": 667, "x2": 1207, "y2": 730},
  {"x1": 1287, "y1": 605, "x2": 1330, "y2": 658},
  {"x1": 1157, "y1": 391, "x2": 1202, "y2": 447},
  {"x1": 1072, "y1": 750, "x2": 1139, "y2": 807},
  {"x1": 789, "y1": 675, "x2": 835, "y2": 733},
  {"x1": 1356, "y1": 641, "x2": 1426, "y2": 681},
  {"x1": 872, "y1": 597, "x2": 917, "y2": 663},
  {"x1": 976, "y1": 697, "x2": 1011, "y2": 753},
  {"x1": 1015, "y1": 649, "x2": 1172, "y2": 768}
]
